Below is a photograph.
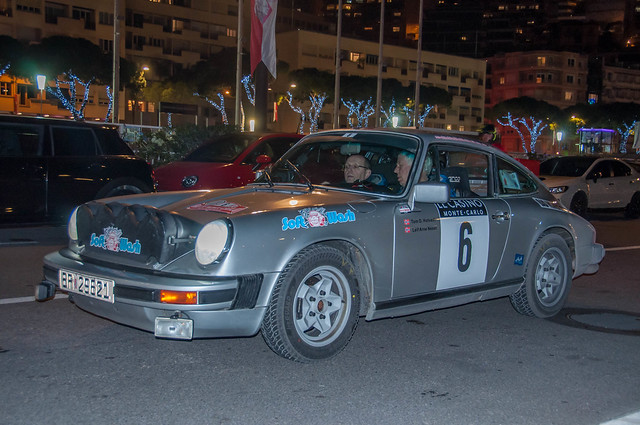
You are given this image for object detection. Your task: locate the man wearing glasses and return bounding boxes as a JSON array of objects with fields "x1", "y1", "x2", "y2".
[{"x1": 343, "y1": 154, "x2": 372, "y2": 184}]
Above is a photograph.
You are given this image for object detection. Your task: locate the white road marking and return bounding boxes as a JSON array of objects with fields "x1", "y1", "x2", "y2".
[
  {"x1": 605, "y1": 245, "x2": 640, "y2": 252},
  {"x1": 600, "y1": 410, "x2": 640, "y2": 425},
  {"x1": 0, "y1": 293, "x2": 68, "y2": 305}
]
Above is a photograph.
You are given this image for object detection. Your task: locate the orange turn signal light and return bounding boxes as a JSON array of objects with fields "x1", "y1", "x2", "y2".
[{"x1": 159, "y1": 290, "x2": 197, "y2": 304}]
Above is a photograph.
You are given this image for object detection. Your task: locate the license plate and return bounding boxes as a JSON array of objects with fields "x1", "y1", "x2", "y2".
[{"x1": 59, "y1": 269, "x2": 115, "y2": 303}]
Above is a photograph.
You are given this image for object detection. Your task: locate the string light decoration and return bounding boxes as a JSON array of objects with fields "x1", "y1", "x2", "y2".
[
  {"x1": 616, "y1": 121, "x2": 636, "y2": 154},
  {"x1": 517, "y1": 116, "x2": 548, "y2": 154},
  {"x1": 0, "y1": 63, "x2": 9, "y2": 76},
  {"x1": 241, "y1": 75, "x2": 255, "y2": 106},
  {"x1": 286, "y1": 91, "x2": 306, "y2": 134},
  {"x1": 402, "y1": 106, "x2": 414, "y2": 127},
  {"x1": 194, "y1": 92, "x2": 229, "y2": 125},
  {"x1": 380, "y1": 99, "x2": 397, "y2": 127},
  {"x1": 497, "y1": 112, "x2": 528, "y2": 153},
  {"x1": 342, "y1": 98, "x2": 375, "y2": 128},
  {"x1": 308, "y1": 93, "x2": 327, "y2": 133},
  {"x1": 105, "y1": 85, "x2": 113, "y2": 122},
  {"x1": 416, "y1": 105, "x2": 435, "y2": 128},
  {"x1": 46, "y1": 71, "x2": 93, "y2": 121}
]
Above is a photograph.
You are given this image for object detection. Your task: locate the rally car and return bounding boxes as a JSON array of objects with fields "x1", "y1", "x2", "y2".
[{"x1": 37, "y1": 128, "x2": 605, "y2": 362}]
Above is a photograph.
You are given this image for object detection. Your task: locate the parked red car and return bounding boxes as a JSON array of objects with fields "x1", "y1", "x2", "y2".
[{"x1": 154, "y1": 133, "x2": 303, "y2": 191}]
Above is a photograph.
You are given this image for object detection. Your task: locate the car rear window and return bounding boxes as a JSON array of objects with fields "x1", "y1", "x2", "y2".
[
  {"x1": 94, "y1": 127, "x2": 133, "y2": 155},
  {"x1": 0, "y1": 123, "x2": 42, "y2": 157},
  {"x1": 540, "y1": 157, "x2": 597, "y2": 176}
]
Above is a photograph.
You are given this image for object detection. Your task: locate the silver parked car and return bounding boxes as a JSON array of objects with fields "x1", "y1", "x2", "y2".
[
  {"x1": 38, "y1": 129, "x2": 605, "y2": 362},
  {"x1": 540, "y1": 156, "x2": 640, "y2": 218}
]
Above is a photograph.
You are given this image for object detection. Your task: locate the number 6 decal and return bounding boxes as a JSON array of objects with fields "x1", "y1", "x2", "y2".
[{"x1": 458, "y1": 222, "x2": 472, "y2": 272}]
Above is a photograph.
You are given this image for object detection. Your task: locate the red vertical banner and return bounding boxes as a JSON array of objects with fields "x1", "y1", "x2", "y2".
[{"x1": 250, "y1": 0, "x2": 278, "y2": 78}]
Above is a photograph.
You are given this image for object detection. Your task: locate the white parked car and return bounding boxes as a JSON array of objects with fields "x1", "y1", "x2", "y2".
[{"x1": 540, "y1": 156, "x2": 640, "y2": 218}]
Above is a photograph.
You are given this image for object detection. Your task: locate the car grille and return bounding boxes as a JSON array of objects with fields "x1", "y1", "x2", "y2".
[{"x1": 75, "y1": 201, "x2": 200, "y2": 267}]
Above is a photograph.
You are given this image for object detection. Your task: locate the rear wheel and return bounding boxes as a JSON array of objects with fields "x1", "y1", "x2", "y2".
[
  {"x1": 510, "y1": 233, "x2": 572, "y2": 318},
  {"x1": 95, "y1": 178, "x2": 151, "y2": 199},
  {"x1": 261, "y1": 245, "x2": 359, "y2": 362},
  {"x1": 569, "y1": 191, "x2": 588, "y2": 217},
  {"x1": 625, "y1": 192, "x2": 640, "y2": 219}
]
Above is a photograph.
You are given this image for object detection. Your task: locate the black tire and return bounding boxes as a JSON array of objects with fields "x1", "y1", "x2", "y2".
[
  {"x1": 261, "y1": 245, "x2": 359, "y2": 362},
  {"x1": 95, "y1": 178, "x2": 151, "y2": 199},
  {"x1": 569, "y1": 191, "x2": 588, "y2": 217},
  {"x1": 509, "y1": 233, "x2": 572, "y2": 318},
  {"x1": 625, "y1": 192, "x2": 640, "y2": 219}
]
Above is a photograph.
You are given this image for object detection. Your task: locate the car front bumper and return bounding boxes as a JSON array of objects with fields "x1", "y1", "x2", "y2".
[
  {"x1": 574, "y1": 241, "x2": 605, "y2": 277},
  {"x1": 41, "y1": 249, "x2": 279, "y2": 339}
]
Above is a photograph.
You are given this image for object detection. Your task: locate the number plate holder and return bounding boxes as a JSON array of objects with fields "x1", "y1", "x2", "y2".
[{"x1": 58, "y1": 269, "x2": 115, "y2": 303}]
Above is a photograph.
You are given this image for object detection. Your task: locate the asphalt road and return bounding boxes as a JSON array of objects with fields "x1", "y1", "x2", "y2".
[{"x1": 0, "y1": 216, "x2": 639, "y2": 425}]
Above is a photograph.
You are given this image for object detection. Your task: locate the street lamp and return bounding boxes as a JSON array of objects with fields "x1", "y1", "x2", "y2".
[{"x1": 36, "y1": 74, "x2": 46, "y2": 115}]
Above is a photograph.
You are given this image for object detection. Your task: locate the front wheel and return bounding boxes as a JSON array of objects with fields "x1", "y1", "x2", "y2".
[
  {"x1": 569, "y1": 192, "x2": 588, "y2": 217},
  {"x1": 261, "y1": 245, "x2": 359, "y2": 362},
  {"x1": 509, "y1": 233, "x2": 572, "y2": 318},
  {"x1": 625, "y1": 192, "x2": 640, "y2": 219}
]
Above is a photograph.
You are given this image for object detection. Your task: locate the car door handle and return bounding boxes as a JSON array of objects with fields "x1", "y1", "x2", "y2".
[{"x1": 491, "y1": 211, "x2": 510, "y2": 221}]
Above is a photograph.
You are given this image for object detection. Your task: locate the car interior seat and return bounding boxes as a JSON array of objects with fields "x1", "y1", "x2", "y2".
[{"x1": 442, "y1": 166, "x2": 476, "y2": 198}]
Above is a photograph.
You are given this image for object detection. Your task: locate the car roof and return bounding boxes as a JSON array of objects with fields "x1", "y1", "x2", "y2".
[{"x1": 0, "y1": 114, "x2": 119, "y2": 130}]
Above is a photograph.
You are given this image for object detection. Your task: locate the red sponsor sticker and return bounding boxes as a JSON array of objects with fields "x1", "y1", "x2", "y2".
[{"x1": 188, "y1": 200, "x2": 248, "y2": 214}]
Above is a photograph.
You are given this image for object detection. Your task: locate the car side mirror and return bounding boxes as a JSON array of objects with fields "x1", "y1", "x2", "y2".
[
  {"x1": 253, "y1": 154, "x2": 272, "y2": 171},
  {"x1": 408, "y1": 182, "x2": 450, "y2": 211}
]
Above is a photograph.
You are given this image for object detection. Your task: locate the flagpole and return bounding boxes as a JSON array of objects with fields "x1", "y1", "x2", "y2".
[
  {"x1": 374, "y1": 0, "x2": 384, "y2": 128},
  {"x1": 333, "y1": 0, "x2": 342, "y2": 129},
  {"x1": 235, "y1": 0, "x2": 243, "y2": 128},
  {"x1": 413, "y1": 0, "x2": 424, "y2": 128}
]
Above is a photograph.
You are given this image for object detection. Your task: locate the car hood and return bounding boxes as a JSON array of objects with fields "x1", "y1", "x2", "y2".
[
  {"x1": 164, "y1": 185, "x2": 380, "y2": 222},
  {"x1": 539, "y1": 175, "x2": 578, "y2": 188},
  {"x1": 155, "y1": 161, "x2": 231, "y2": 176}
]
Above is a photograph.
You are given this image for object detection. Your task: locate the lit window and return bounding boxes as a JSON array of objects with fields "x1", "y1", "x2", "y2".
[
  {"x1": 565, "y1": 91, "x2": 574, "y2": 101},
  {"x1": 499, "y1": 76, "x2": 505, "y2": 85},
  {"x1": 537, "y1": 56, "x2": 546, "y2": 66}
]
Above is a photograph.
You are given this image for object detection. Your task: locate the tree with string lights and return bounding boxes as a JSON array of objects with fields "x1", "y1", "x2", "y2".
[
  {"x1": 616, "y1": 121, "x2": 635, "y2": 154},
  {"x1": 46, "y1": 71, "x2": 93, "y2": 120},
  {"x1": 342, "y1": 98, "x2": 376, "y2": 128},
  {"x1": 194, "y1": 92, "x2": 229, "y2": 125},
  {"x1": 285, "y1": 91, "x2": 306, "y2": 134}
]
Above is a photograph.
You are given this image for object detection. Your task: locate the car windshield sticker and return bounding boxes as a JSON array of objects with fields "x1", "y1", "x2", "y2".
[
  {"x1": 533, "y1": 197, "x2": 563, "y2": 211},
  {"x1": 282, "y1": 207, "x2": 355, "y2": 231},
  {"x1": 188, "y1": 200, "x2": 248, "y2": 214},
  {"x1": 434, "y1": 199, "x2": 489, "y2": 291},
  {"x1": 90, "y1": 226, "x2": 141, "y2": 255}
]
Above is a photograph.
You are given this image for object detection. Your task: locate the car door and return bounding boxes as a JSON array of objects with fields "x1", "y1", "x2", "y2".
[
  {"x1": 0, "y1": 121, "x2": 46, "y2": 222},
  {"x1": 585, "y1": 160, "x2": 615, "y2": 208},
  {"x1": 47, "y1": 125, "x2": 102, "y2": 219},
  {"x1": 391, "y1": 146, "x2": 511, "y2": 298},
  {"x1": 610, "y1": 160, "x2": 637, "y2": 208}
]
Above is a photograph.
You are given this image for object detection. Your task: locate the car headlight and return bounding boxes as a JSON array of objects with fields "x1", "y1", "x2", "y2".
[
  {"x1": 195, "y1": 220, "x2": 232, "y2": 265},
  {"x1": 68, "y1": 207, "x2": 79, "y2": 241},
  {"x1": 549, "y1": 186, "x2": 568, "y2": 194}
]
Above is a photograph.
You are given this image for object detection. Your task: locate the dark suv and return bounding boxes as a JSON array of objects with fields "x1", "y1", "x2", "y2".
[{"x1": 0, "y1": 115, "x2": 154, "y2": 225}]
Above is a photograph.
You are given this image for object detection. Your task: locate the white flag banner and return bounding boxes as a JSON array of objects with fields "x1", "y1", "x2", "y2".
[{"x1": 250, "y1": 0, "x2": 278, "y2": 78}]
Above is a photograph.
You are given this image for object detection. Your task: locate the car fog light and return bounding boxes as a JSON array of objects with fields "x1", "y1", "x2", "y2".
[
  {"x1": 195, "y1": 220, "x2": 231, "y2": 265},
  {"x1": 160, "y1": 290, "x2": 197, "y2": 304},
  {"x1": 155, "y1": 316, "x2": 193, "y2": 340}
]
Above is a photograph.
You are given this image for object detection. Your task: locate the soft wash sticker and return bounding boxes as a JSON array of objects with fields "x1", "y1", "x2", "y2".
[
  {"x1": 188, "y1": 200, "x2": 248, "y2": 214},
  {"x1": 282, "y1": 207, "x2": 356, "y2": 231},
  {"x1": 90, "y1": 226, "x2": 141, "y2": 255}
]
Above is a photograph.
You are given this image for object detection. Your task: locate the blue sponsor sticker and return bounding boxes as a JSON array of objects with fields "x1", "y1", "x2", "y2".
[
  {"x1": 282, "y1": 207, "x2": 355, "y2": 231},
  {"x1": 90, "y1": 226, "x2": 141, "y2": 255},
  {"x1": 514, "y1": 253, "x2": 524, "y2": 265}
]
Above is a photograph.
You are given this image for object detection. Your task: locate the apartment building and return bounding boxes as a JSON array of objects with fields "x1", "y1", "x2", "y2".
[
  {"x1": 0, "y1": 0, "x2": 240, "y2": 122},
  {"x1": 274, "y1": 30, "x2": 487, "y2": 132}
]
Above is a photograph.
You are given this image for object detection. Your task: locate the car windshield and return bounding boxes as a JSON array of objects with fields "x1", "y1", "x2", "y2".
[
  {"x1": 540, "y1": 156, "x2": 598, "y2": 177},
  {"x1": 255, "y1": 131, "x2": 420, "y2": 195},
  {"x1": 183, "y1": 134, "x2": 256, "y2": 162}
]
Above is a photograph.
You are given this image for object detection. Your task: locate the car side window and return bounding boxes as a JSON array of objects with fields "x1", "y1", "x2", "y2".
[
  {"x1": 436, "y1": 148, "x2": 489, "y2": 197},
  {"x1": 52, "y1": 126, "x2": 98, "y2": 156},
  {"x1": 611, "y1": 161, "x2": 631, "y2": 177},
  {"x1": 0, "y1": 123, "x2": 42, "y2": 157},
  {"x1": 496, "y1": 157, "x2": 537, "y2": 195},
  {"x1": 588, "y1": 161, "x2": 611, "y2": 180}
]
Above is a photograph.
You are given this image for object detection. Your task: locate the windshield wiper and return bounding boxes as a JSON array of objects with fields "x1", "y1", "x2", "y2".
[
  {"x1": 262, "y1": 168, "x2": 274, "y2": 187},
  {"x1": 286, "y1": 159, "x2": 314, "y2": 191}
]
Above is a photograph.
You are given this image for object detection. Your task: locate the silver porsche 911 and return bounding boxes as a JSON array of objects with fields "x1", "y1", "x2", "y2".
[{"x1": 37, "y1": 128, "x2": 605, "y2": 362}]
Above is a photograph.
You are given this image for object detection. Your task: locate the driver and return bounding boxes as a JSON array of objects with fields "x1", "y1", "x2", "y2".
[{"x1": 343, "y1": 154, "x2": 372, "y2": 184}]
